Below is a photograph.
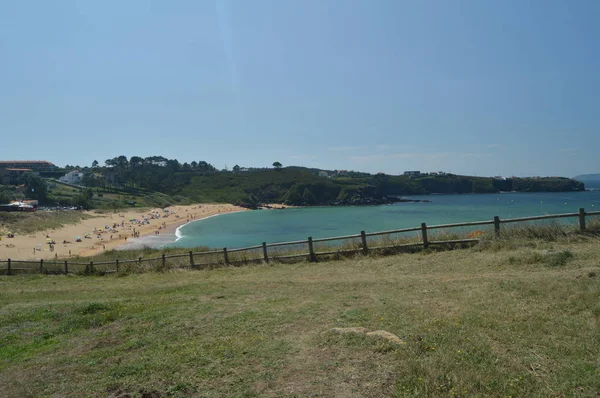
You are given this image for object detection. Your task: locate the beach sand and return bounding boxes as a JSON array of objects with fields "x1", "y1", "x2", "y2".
[{"x1": 0, "y1": 204, "x2": 246, "y2": 260}]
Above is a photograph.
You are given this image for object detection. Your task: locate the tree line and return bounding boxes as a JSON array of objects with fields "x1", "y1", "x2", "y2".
[{"x1": 81, "y1": 156, "x2": 218, "y2": 193}]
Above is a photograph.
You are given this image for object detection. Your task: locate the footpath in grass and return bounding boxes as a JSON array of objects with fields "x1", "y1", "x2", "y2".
[{"x1": 1, "y1": 239, "x2": 599, "y2": 397}]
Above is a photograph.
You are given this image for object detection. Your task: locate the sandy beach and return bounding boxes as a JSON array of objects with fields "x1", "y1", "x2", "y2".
[{"x1": 0, "y1": 204, "x2": 246, "y2": 260}]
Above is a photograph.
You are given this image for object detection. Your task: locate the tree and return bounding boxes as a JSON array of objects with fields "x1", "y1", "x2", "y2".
[
  {"x1": 0, "y1": 189, "x2": 10, "y2": 204},
  {"x1": 273, "y1": 161, "x2": 282, "y2": 170},
  {"x1": 232, "y1": 165, "x2": 241, "y2": 173},
  {"x1": 24, "y1": 174, "x2": 48, "y2": 202},
  {"x1": 116, "y1": 155, "x2": 129, "y2": 169},
  {"x1": 129, "y1": 156, "x2": 143, "y2": 168},
  {"x1": 191, "y1": 161, "x2": 198, "y2": 169},
  {"x1": 92, "y1": 160, "x2": 99, "y2": 168},
  {"x1": 81, "y1": 173, "x2": 96, "y2": 188},
  {"x1": 74, "y1": 189, "x2": 94, "y2": 209},
  {"x1": 196, "y1": 161, "x2": 216, "y2": 171}
]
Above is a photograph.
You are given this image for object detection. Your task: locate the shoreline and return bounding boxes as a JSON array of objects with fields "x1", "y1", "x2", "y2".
[
  {"x1": 117, "y1": 209, "x2": 249, "y2": 251},
  {"x1": 0, "y1": 204, "x2": 246, "y2": 260}
]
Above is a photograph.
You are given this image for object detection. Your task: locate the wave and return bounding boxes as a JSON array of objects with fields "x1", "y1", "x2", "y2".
[{"x1": 173, "y1": 210, "x2": 247, "y2": 243}]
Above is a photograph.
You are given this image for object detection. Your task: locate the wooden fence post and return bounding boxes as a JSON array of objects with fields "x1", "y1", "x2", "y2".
[
  {"x1": 421, "y1": 223, "x2": 429, "y2": 249},
  {"x1": 579, "y1": 208, "x2": 586, "y2": 231},
  {"x1": 138, "y1": 257, "x2": 142, "y2": 265},
  {"x1": 262, "y1": 242, "x2": 269, "y2": 263},
  {"x1": 189, "y1": 251, "x2": 195, "y2": 268},
  {"x1": 161, "y1": 253, "x2": 166, "y2": 269},
  {"x1": 308, "y1": 237, "x2": 317, "y2": 262},
  {"x1": 89, "y1": 261, "x2": 94, "y2": 274},
  {"x1": 223, "y1": 248, "x2": 229, "y2": 265},
  {"x1": 494, "y1": 216, "x2": 501, "y2": 238},
  {"x1": 40, "y1": 259, "x2": 44, "y2": 274},
  {"x1": 360, "y1": 231, "x2": 368, "y2": 254},
  {"x1": 64, "y1": 260, "x2": 68, "y2": 274},
  {"x1": 7, "y1": 258, "x2": 11, "y2": 276},
  {"x1": 115, "y1": 259, "x2": 119, "y2": 272}
]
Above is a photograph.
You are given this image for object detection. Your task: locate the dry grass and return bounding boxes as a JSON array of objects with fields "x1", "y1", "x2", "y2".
[
  {"x1": 1, "y1": 235, "x2": 599, "y2": 397},
  {"x1": 0, "y1": 211, "x2": 94, "y2": 236}
]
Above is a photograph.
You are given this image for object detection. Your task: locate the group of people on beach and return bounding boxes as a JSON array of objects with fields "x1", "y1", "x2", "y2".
[{"x1": 28, "y1": 207, "x2": 181, "y2": 259}]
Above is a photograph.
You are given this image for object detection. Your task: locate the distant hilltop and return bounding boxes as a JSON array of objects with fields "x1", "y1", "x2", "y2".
[
  {"x1": 574, "y1": 173, "x2": 600, "y2": 189},
  {"x1": 574, "y1": 173, "x2": 600, "y2": 181}
]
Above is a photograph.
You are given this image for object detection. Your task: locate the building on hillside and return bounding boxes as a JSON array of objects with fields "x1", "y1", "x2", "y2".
[
  {"x1": 403, "y1": 171, "x2": 421, "y2": 178},
  {"x1": 336, "y1": 170, "x2": 349, "y2": 177},
  {"x1": 0, "y1": 168, "x2": 35, "y2": 185},
  {"x1": 59, "y1": 170, "x2": 84, "y2": 185},
  {"x1": 318, "y1": 171, "x2": 330, "y2": 178},
  {"x1": 0, "y1": 160, "x2": 56, "y2": 172}
]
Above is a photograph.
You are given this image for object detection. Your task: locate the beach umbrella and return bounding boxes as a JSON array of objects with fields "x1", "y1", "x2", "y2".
[
  {"x1": 75, "y1": 236, "x2": 81, "y2": 240},
  {"x1": 46, "y1": 238, "x2": 53, "y2": 244}
]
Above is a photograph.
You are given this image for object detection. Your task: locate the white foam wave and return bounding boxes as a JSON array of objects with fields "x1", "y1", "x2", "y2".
[{"x1": 173, "y1": 210, "x2": 246, "y2": 242}]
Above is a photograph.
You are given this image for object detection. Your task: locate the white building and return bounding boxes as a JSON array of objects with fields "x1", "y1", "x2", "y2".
[
  {"x1": 318, "y1": 171, "x2": 329, "y2": 178},
  {"x1": 59, "y1": 170, "x2": 84, "y2": 185}
]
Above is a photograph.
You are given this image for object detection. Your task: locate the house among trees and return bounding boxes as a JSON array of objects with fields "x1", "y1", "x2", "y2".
[
  {"x1": 403, "y1": 170, "x2": 421, "y2": 178},
  {"x1": 59, "y1": 170, "x2": 84, "y2": 185}
]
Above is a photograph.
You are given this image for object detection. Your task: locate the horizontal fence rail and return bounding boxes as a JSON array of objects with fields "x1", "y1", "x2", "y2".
[{"x1": 1, "y1": 208, "x2": 599, "y2": 276}]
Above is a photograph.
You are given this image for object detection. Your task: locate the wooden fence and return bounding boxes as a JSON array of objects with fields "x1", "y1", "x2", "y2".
[{"x1": 1, "y1": 208, "x2": 599, "y2": 276}]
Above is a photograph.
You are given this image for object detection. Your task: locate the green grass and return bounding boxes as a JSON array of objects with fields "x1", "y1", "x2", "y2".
[
  {"x1": 46, "y1": 180, "x2": 192, "y2": 210},
  {"x1": 1, "y1": 236, "x2": 599, "y2": 397}
]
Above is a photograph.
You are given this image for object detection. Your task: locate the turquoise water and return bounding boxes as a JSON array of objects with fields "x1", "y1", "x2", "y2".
[{"x1": 162, "y1": 191, "x2": 600, "y2": 250}]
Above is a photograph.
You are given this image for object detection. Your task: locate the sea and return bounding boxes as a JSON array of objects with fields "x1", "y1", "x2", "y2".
[{"x1": 124, "y1": 191, "x2": 600, "y2": 250}]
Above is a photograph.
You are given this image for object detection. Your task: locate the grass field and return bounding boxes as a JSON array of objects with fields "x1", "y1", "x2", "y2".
[
  {"x1": 1, "y1": 235, "x2": 599, "y2": 397},
  {"x1": 47, "y1": 180, "x2": 191, "y2": 210}
]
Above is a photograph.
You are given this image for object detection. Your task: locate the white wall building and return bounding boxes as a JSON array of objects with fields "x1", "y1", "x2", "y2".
[{"x1": 59, "y1": 170, "x2": 84, "y2": 185}]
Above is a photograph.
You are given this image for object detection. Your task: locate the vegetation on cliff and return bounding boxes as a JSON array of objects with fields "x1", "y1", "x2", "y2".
[{"x1": 1, "y1": 155, "x2": 586, "y2": 208}]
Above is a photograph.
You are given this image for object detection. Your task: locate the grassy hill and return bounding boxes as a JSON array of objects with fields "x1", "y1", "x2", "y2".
[
  {"x1": 46, "y1": 181, "x2": 191, "y2": 210},
  {"x1": 1, "y1": 236, "x2": 599, "y2": 396},
  {"x1": 177, "y1": 168, "x2": 584, "y2": 207},
  {"x1": 2, "y1": 161, "x2": 586, "y2": 210}
]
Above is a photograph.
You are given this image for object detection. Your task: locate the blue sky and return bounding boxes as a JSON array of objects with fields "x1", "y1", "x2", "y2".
[{"x1": 1, "y1": 0, "x2": 598, "y2": 177}]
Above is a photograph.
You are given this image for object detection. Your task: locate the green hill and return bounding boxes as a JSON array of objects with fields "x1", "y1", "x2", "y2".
[
  {"x1": 3, "y1": 156, "x2": 584, "y2": 209},
  {"x1": 175, "y1": 169, "x2": 585, "y2": 207}
]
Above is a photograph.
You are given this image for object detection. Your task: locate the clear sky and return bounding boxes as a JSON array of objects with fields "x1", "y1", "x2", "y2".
[{"x1": 1, "y1": 0, "x2": 598, "y2": 177}]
